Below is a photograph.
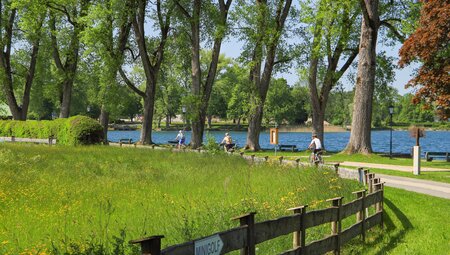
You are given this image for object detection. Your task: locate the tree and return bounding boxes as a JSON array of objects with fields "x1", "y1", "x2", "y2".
[
  {"x1": 174, "y1": 0, "x2": 233, "y2": 148},
  {"x1": 344, "y1": 0, "x2": 380, "y2": 154},
  {"x1": 47, "y1": 0, "x2": 90, "y2": 118},
  {"x1": 399, "y1": 0, "x2": 450, "y2": 119},
  {"x1": 264, "y1": 78, "x2": 294, "y2": 125},
  {"x1": 0, "y1": 0, "x2": 46, "y2": 120},
  {"x1": 345, "y1": 0, "x2": 414, "y2": 154},
  {"x1": 301, "y1": 0, "x2": 360, "y2": 148},
  {"x1": 118, "y1": 0, "x2": 173, "y2": 144},
  {"x1": 81, "y1": 0, "x2": 134, "y2": 142},
  {"x1": 237, "y1": 0, "x2": 293, "y2": 151},
  {"x1": 224, "y1": 63, "x2": 251, "y2": 129}
]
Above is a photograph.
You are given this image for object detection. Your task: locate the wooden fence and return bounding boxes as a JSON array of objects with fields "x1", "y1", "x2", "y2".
[
  {"x1": 0, "y1": 136, "x2": 56, "y2": 145},
  {"x1": 130, "y1": 172, "x2": 384, "y2": 255}
]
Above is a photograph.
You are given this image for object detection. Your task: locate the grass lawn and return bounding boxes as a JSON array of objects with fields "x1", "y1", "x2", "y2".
[
  {"x1": 342, "y1": 187, "x2": 450, "y2": 254},
  {"x1": 251, "y1": 150, "x2": 450, "y2": 169},
  {"x1": 0, "y1": 144, "x2": 360, "y2": 254},
  {"x1": 1, "y1": 144, "x2": 448, "y2": 254}
]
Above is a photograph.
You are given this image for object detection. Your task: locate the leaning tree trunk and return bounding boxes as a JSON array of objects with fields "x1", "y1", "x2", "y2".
[{"x1": 345, "y1": 0, "x2": 379, "y2": 154}]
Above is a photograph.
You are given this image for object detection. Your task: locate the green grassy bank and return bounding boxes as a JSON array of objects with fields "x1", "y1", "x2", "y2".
[{"x1": 0, "y1": 144, "x2": 360, "y2": 254}]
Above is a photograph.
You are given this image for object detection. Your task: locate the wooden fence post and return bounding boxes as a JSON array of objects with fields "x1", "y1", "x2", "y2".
[
  {"x1": 327, "y1": 197, "x2": 343, "y2": 255},
  {"x1": 288, "y1": 205, "x2": 308, "y2": 250},
  {"x1": 264, "y1": 156, "x2": 269, "y2": 162},
  {"x1": 374, "y1": 182, "x2": 384, "y2": 228},
  {"x1": 279, "y1": 156, "x2": 284, "y2": 165},
  {"x1": 295, "y1": 158, "x2": 301, "y2": 168},
  {"x1": 48, "y1": 136, "x2": 53, "y2": 146},
  {"x1": 333, "y1": 163, "x2": 340, "y2": 174},
  {"x1": 129, "y1": 235, "x2": 164, "y2": 255},
  {"x1": 233, "y1": 212, "x2": 256, "y2": 255},
  {"x1": 251, "y1": 154, "x2": 255, "y2": 163},
  {"x1": 366, "y1": 173, "x2": 375, "y2": 193},
  {"x1": 11, "y1": 136, "x2": 15, "y2": 143},
  {"x1": 352, "y1": 190, "x2": 366, "y2": 241}
]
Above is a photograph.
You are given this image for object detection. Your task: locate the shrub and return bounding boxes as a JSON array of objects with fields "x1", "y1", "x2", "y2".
[{"x1": 0, "y1": 116, "x2": 104, "y2": 145}]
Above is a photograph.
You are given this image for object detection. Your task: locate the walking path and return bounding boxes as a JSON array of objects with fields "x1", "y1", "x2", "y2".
[
  {"x1": 334, "y1": 161, "x2": 450, "y2": 199},
  {"x1": 339, "y1": 161, "x2": 449, "y2": 172},
  {"x1": 375, "y1": 174, "x2": 450, "y2": 199}
]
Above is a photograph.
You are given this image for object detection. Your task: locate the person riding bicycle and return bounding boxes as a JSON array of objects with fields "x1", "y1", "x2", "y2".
[{"x1": 308, "y1": 133, "x2": 322, "y2": 161}]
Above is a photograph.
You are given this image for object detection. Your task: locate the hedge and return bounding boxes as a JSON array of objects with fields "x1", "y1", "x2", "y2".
[{"x1": 0, "y1": 116, "x2": 104, "y2": 145}]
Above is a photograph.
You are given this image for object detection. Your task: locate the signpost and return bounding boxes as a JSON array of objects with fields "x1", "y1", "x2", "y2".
[
  {"x1": 195, "y1": 235, "x2": 223, "y2": 255},
  {"x1": 410, "y1": 126, "x2": 425, "y2": 175},
  {"x1": 270, "y1": 128, "x2": 279, "y2": 155}
]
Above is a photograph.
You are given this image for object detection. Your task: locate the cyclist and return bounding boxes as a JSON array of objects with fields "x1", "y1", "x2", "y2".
[{"x1": 308, "y1": 133, "x2": 322, "y2": 163}]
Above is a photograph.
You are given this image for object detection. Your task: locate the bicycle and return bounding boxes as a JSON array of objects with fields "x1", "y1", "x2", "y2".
[{"x1": 309, "y1": 149, "x2": 324, "y2": 166}]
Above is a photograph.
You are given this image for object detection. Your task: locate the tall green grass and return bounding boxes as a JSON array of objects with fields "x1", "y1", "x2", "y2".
[{"x1": 0, "y1": 144, "x2": 361, "y2": 254}]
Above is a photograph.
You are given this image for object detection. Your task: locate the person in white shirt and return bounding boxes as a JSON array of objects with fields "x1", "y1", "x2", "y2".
[
  {"x1": 175, "y1": 130, "x2": 186, "y2": 149},
  {"x1": 308, "y1": 133, "x2": 322, "y2": 154},
  {"x1": 221, "y1": 133, "x2": 233, "y2": 151}
]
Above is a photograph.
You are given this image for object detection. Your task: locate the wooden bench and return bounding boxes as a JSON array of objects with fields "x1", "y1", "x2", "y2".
[
  {"x1": 425, "y1": 152, "x2": 449, "y2": 162},
  {"x1": 119, "y1": 138, "x2": 133, "y2": 144},
  {"x1": 278, "y1": 144, "x2": 297, "y2": 152}
]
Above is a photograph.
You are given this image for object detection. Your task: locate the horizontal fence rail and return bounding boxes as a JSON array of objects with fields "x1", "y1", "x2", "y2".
[{"x1": 131, "y1": 172, "x2": 384, "y2": 255}]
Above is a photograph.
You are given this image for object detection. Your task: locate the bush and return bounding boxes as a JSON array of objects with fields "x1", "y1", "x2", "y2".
[{"x1": 0, "y1": 116, "x2": 104, "y2": 145}]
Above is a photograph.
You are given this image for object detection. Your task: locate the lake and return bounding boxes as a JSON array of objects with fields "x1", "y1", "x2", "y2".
[{"x1": 108, "y1": 130, "x2": 450, "y2": 155}]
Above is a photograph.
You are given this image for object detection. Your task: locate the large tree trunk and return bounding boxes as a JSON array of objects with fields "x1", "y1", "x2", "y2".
[
  {"x1": 140, "y1": 95, "x2": 155, "y2": 144},
  {"x1": 59, "y1": 79, "x2": 74, "y2": 118},
  {"x1": 345, "y1": 0, "x2": 379, "y2": 154},
  {"x1": 99, "y1": 105, "x2": 109, "y2": 145},
  {"x1": 246, "y1": 104, "x2": 264, "y2": 150}
]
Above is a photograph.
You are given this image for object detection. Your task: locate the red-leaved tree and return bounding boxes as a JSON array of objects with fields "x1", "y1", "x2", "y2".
[{"x1": 399, "y1": 0, "x2": 450, "y2": 119}]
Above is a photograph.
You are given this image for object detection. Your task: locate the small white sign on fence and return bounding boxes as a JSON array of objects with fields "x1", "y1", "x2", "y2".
[{"x1": 194, "y1": 234, "x2": 223, "y2": 255}]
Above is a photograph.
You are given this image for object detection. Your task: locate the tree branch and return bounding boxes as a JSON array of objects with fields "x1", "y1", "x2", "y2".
[
  {"x1": 380, "y1": 20, "x2": 405, "y2": 42},
  {"x1": 173, "y1": 0, "x2": 191, "y2": 19},
  {"x1": 118, "y1": 67, "x2": 146, "y2": 97},
  {"x1": 49, "y1": 15, "x2": 65, "y2": 71}
]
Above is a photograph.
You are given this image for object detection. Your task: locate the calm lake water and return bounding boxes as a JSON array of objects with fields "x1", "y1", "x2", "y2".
[{"x1": 108, "y1": 130, "x2": 450, "y2": 155}]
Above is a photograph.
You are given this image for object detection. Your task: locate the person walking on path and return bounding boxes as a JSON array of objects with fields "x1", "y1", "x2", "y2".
[{"x1": 175, "y1": 130, "x2": 186, "y2": 149}]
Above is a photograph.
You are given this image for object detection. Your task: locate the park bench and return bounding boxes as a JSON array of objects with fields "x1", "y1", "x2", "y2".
[
  {"x1": 278, "y1": 144, "x2": 297, "y2": 152},
  {"x1": 119, "y1": 138, "x2": 133, "y2": 144},
  {"x1": 425, "y1": 152, "x2": 449, "y2": 162}
]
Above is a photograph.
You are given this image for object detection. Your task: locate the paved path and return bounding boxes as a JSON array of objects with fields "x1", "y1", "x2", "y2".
[
  {"x1": 334, "y1": 162, "x2": 450, "y2": 199},
  {"x1": 375, "y1": 174, "x2": 450, "y2": 199},
  {"x1": 339, "y1": 161, "x2": 450, "y2": 172}
]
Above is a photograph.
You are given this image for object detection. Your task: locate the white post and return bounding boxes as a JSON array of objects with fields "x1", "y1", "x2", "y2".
[{"x1": 413, "y1": 146, "x2": 421, "y2": 175}]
